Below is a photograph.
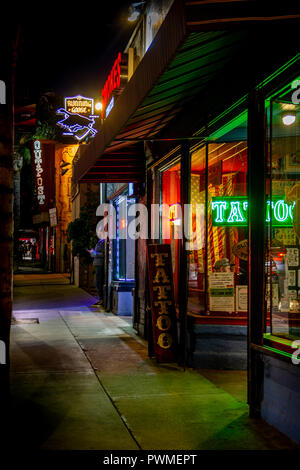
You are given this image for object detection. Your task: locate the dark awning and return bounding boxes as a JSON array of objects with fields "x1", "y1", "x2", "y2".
[{"x1": 73, "y1": 0, "x2": 300, "y2": 184}]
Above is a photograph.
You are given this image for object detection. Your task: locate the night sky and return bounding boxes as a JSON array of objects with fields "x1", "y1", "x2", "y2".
[{"x1": 12, "y1": 2, "x2": 135, "y2": 105}]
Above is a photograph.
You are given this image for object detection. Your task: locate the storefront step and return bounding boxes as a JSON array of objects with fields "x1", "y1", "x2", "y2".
[
  {"x1": 190, "y1": 351, "x2": 247, "y2": 370},
  {"x1": 188, "y1": 325, "x2": 247, "y2": 370},
  {"x1": 262, "y1": 355, "x2": 300, "y2": 446}
]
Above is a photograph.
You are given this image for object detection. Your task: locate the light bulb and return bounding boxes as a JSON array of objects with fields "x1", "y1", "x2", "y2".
[{"x1": 282, "y1": 113, "x2": 296, "y2": 126}]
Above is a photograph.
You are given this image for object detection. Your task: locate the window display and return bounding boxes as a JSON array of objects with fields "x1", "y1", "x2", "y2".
[
  {"x1": 113, "y1": 195, "x2": 136, "y2": 281},
  {"x1": 160, "y1": 160, "x2": 181, "y2": 305},
  {"x1": 187, "y1": 114, "x2": 248, "y2": 321},
  {"x1": 266, "y1": 83, "x2": 300, "y2": 340}
]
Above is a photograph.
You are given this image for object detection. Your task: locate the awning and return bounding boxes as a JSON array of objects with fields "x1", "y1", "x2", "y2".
[{"x1": 73, "y1": 0, "x2": 300, "y2": 184}]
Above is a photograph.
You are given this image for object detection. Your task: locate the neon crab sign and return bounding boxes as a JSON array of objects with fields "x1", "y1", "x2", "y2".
[{"x1": 56, "y1": 95, "x2": 98, "y2": 141}]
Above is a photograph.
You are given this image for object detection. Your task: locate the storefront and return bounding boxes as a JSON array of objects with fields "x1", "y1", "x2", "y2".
[
  {"x1": 73, "y1": 0, "x2": 300, "y2": 444},
  {"x1": 148, "y1": 111, "x2": 249, "y2": 368},
  {"x1": 104, "y1": 184, "x2": 136, "y2": 316}
]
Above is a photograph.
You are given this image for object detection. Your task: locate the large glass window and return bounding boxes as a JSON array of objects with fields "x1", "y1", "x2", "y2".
[
  {"x1": 113, "y1": 195, "x2": 136, "y2": 281},
  {"x1": 160, "y1": 160, "x2": 181, "y2": 305},
  {"x1": 188, "y1": 146, "x2": 206, "y2": 314},
  {"x1": 266, "y1": 81, "x2": 300, "y2": 340},
  {"x1": 188, "y1": 113, "x2": 248, "y2": 320}
]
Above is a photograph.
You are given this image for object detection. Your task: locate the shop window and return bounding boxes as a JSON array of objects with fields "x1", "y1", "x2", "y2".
[
  {"x1": 160, "y1": 160, "x2": 181, "y2": 305},
  {"x1": 188, "y1": 146, "x2": 206, "y2": 314},
  {"x1": 188, "y1": 113, "x2": 248, "y2": 321},
  {"x1": 113, "y1": 195, "x2": 136, "y2": 282},
  {"x1": 266, "y1": 83, "x2": 300, "y2": 341}
]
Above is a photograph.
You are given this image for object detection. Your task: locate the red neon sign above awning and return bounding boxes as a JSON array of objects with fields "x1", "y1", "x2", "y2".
[{"x1": 101, "y1": 52, "x2": 121, "y2": 119}]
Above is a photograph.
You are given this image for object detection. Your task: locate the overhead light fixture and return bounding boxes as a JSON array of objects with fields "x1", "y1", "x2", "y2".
[
  {"x1": 95, "y1": 101, "x2": 102, "y2": 112},
  {"x1": 128, "y1": 2, "x2": 145, "y2": 22},
  {"x1": 282, "y1": 111, "x2": 296, "y2": 126}
]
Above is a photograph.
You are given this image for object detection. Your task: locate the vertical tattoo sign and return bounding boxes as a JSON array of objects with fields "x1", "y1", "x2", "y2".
[{"x1": 147, "y1": 244, "x2": 178, "y2": 362}]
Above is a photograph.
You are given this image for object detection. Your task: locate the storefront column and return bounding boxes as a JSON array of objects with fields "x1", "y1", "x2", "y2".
[
  {"x1": 248, "y1": 89, "x2": 266, "y2": 417},
  {"x1": 179, "y1": 141, "x2": 191, "y2": 367}
]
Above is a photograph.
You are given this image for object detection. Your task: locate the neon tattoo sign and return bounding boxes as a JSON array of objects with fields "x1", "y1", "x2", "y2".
[
  {"x1": 212, "y1": 196, "x2": 295, "y2": 227},
  {"x1": 56, "y1": 95, "x2": 98, "y2": 141}
]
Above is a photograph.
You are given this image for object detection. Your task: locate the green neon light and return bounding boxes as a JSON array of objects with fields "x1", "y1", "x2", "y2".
[
  {"x1": 211, "y1": 197, "x2": 295, "y2": 227},
  {"x1": 264, "y1": 345, "x2": 293, "y2": 360}
]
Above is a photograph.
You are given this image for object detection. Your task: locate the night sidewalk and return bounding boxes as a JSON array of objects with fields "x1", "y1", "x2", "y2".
[{"x1": 8, "y1": 276, "x2": 299, "y2": 451}]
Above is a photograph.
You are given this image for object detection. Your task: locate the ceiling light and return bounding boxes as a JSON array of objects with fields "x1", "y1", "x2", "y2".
[{"x1": 282, "y1": 112, "x2": 296, "y2": 126}]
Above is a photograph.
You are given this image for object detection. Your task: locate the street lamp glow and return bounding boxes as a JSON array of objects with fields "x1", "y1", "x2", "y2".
[{"x1": 95, "y1": 101, "x2": 103, "y2": 112}]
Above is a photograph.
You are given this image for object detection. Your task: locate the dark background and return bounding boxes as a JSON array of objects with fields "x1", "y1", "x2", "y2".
[{"x1": 2, "y1": 2, "x2": 136, "y2": 106}]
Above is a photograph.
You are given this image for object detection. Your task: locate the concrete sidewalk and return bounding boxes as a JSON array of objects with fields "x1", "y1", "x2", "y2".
[{"x1": 9, "y1": 278, "x2": 299, "y2": 450}]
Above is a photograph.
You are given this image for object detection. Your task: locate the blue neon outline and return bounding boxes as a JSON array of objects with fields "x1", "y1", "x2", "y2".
[{"x1": 56, "y1": 107, "x2": 98, "y2": 141}]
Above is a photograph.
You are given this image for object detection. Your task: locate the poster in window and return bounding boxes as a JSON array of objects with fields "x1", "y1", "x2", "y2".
[
  {"x1": 236, "y1": 285, "x2": 248, "y2": 312},
  {"x1": 288, "y1": 289, "x2": 297, "y2": 299},
  {"x1": 286, "y1": 248, "x2": 299, "y2": 267},
  {"x1": 209, "y1": 272, "x2": 234, "y2": 312},
  {"x1": 266, "y1": 283, "x2": 279, "y2": 311},
  {"x1": 288, "y1": 269, "x2": 297, "y2": 287}
]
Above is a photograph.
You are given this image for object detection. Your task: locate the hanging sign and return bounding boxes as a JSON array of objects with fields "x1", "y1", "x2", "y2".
[
  {"x1": 30, "y1": 140, "x2": 55, "y2": 211},
  {"x1": 147, "y1": 244, "x2": 178, "y2": 363},
  {"x1": 211, "y1": 196, "x2": 295, "y2": 227},
  {"x1": 232, "y1": 239, "x2": 248, "y2": 261},
  {"x1": 100, "y1": 52, "x2": 128, "y2": 119},
  {"x1": 56, "y1": 95, "x2": 98, "y2": 141},
  {"x1": 101, "y1": 52, "x2": 121, "y2": 119}
]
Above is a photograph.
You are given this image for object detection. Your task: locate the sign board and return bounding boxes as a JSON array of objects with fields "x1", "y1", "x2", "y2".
[
  {"x1": 147, "y1": 244, "x2": 178, "y2": 362},
  {"x1": 30, "y1": 140, "x2": 55, "y2": 211},
  {"x1": 232, "y1": 239, "x2": 248, "y2": 261},
  {"x1": 211, "y1": 196, "x2": 295, "y2": 227},
  {"x1": 65, "y1": 96, "x2": 93, "y2": 116},
  {"x1": 209, "y1": 272, "x2": 235, "y2": 312},
  {"x1": 56, "y1": 95, "x2": 98, "y2": 141},
  {"x1": 101, "y1": 52, "x2": 121, "y2": 119},
  {"x1": 100, "y1": 52, "x2": 128, "y2": 119}
]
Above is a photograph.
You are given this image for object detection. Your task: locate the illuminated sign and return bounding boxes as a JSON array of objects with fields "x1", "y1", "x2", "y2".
[
  {"x1": 33, "y1": 140, "x2": 45, "y2": 205},
  {"x1": 101, "y1": 52, "x2": 121, "y2": 119},
  {"x1": 65, "y1": 95, "x2": 93, "y2": 116},
  {"x1": 56, "y1": 95, "x2": 98, "y2": 141},
  {"x1": 31, "y1": 140, "x2": 55, "y2": 210},
  {"x1": 212, "y1": 196, "x2": 295, "y2": 227}
]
